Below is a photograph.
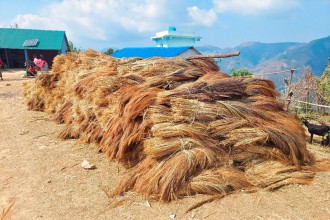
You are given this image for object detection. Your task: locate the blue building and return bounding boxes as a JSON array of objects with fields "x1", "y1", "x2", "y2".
[
  {"x1": 111, "y1": 27, "x2": 202, "y2": 59},
  {"x1": 111, "y1": 46, "x2": 201, "y2": 59}
]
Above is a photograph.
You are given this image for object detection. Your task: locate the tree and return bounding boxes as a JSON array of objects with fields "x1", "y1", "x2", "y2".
[
  {"x1": 290, "y1": 66, "x2": 319, "y2": 114},
  {"x1": 10, "y1": 23, "x2": 19, "y2": 28},
  {"x1": 104, "y1": 48, "x2": 115, "y2": 55},
  {"x1": 317, "y1": 58, "x2": 330, "y2": 104},
  {"x1": 291, "y1": 66, "x2": 318, "y2": 101},
  {"x1": 68, "y1": 41, "x2": 83, "y2": 53},
  {"x1": 230, "y1": 68, "x2": 252, "y2": 77}
]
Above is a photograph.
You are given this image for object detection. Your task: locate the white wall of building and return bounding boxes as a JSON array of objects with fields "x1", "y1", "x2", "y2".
[{"x1": 152, "y1": 27, "x2": 201, "y2": 47}]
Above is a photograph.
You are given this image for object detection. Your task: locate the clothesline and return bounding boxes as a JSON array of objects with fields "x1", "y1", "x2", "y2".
[
  {"x1": 295, "y1": 100, "x2": 330, "y2": 109},
  {"x1": 253, "y1": 68, "x2": 301, "y2": 77}
]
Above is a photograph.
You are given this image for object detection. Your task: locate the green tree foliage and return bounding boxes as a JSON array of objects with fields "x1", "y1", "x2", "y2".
[
  {"x1": 104, "y1": 48, "x2": 115, "y2": 55},
  {"x1": 231, "y1": 68, "x2": 253, "y2": 77},
  {"x1": 317, "y1": 58, "x2": 330, "y2": 103},
  {"x1": 68, "y1": 41, "x2": 83, "y2": 53}
]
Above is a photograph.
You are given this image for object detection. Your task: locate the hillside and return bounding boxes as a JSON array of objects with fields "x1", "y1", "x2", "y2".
[
  {"x1": 198, "y1": 41, "x2": 300, "y2": 71},
  {"x1": 253, "y1": 36, "x2": 330, "y2": 76},
  {"x1": 197, "y1": 35, "x2": 330, "y2": 91}
]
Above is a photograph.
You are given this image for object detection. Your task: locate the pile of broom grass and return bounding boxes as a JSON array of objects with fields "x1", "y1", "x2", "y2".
[{"x1": 24, "y1": 50, "x2": 329, "y2": 202}]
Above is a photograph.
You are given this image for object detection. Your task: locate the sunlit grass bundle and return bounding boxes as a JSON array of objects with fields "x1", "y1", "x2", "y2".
[{"x1": 23, "y1": 50, "x2": 330, "y2": 203}]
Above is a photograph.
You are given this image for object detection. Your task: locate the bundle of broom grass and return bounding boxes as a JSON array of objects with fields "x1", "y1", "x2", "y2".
[{"x1": 24, "y1": 50, "x2": 329, "y2": 203}]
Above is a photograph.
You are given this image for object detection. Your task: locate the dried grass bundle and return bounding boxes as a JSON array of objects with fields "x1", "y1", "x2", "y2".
[
  {"x1": 97, "y1": 86, "x2": 160, "y2": 165},
  {"x1": 23, "y1": 50, "x2": 330, "y2": 205},
  {"x1": 162, "y1": 77, "x2": 247, "y2": 102},
  {"x1": 170, "y1": 98, "x2": 233, "y2": 122},
  {"x1": 247, "y1": 95, "x2": 285, "y2": 111},
  {"x1": 243, "y1": 77, "x2": 279, "y2": 97},
  {"x1": 111, "y1": 147, "x2": 218, "y2": 201},
  {"x1": 188, "y1": 167, "x2": 254, "y2": 195},
  {"x1": 144, "y1": 136, "x2": 211, "y2": 158},
  {"x1": 150, "y1": 122, "x2": 208, "y2": 139},
  {"x1": 245, "y1": 161, "x2": 315, "y2": 190}
]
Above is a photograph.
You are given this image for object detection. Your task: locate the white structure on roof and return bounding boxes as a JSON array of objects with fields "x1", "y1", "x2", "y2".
[{"x1": 151, "y1": 26, "x2": 201, "y2": 48}]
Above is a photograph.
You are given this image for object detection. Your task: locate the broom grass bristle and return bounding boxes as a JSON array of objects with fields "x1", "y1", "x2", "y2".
[{"x1": 23, "y1": 50, "x2": 329, "y2": 203}]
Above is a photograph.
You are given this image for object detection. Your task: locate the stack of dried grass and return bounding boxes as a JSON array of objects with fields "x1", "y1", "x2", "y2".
[{"x1": 24, "y1": 50, "x2": 329, "y2": 203}]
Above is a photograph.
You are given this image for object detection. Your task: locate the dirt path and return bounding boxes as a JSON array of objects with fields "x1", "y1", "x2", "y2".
[{"x1": 1, "y1": 70, "x2": 330, "y2": 220}]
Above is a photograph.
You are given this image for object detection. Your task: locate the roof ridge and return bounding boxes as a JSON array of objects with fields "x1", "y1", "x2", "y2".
[{"x1": 0, "y1": 27, "x2": 65, "y2": 32}]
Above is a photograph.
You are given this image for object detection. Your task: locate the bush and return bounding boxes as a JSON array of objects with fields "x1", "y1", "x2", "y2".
[{"x1": 231, "y1": 68, "x2": 252, "y2": 77}]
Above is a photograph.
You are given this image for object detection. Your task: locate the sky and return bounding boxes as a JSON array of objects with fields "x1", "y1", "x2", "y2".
[{"x1": 0, "y1": 0, "x2": 329, "y2": 51}]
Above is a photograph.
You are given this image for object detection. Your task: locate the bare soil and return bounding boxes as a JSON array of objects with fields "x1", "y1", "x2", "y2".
[{"x1": 1, "y1": 70, "x2": 330, "y2": 220}]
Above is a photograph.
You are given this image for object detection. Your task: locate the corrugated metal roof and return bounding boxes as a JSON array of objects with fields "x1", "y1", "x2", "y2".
[
  {"x1": 0, "y1": 28, "x2": 67, "y2": 50},
  {"x1": 111, "y1": 46, "x2": 194, "y2": 58}
]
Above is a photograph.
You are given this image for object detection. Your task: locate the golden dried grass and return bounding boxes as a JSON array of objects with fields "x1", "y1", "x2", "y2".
[
  {"x1": 0, "y1": 200, "x2": 14, "y2": 220},
  {"x1": 23, "y1": 50, "x2": 330, "y2": 204}
]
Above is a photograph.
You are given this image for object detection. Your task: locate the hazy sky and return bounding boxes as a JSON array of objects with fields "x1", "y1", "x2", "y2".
[{"x1": 0, "y1": 0, "x2": 329, "y2": 50}]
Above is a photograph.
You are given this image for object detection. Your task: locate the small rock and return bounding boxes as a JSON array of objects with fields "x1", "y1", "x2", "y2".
[
  {"x1": 19, "y1": 130, "x2": 29, "y2": 135},
  {"x1": 169, "y1": 213, "x2": 176, "y2": 219},
  {"x1": 81, "y1": 160, "x2": 96, "y2": 169},
  {"x1": 38, "y1": 145, "x2": 47, "y2": 150}
]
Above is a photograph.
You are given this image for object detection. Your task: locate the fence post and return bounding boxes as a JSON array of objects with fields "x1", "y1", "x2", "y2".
[{"x1": 285, "y1": 69, "x2": 294, "y2": 110}]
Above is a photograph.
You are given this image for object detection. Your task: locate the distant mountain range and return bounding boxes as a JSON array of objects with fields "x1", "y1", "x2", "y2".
[{"x1": 197, "y1": 36, "x2": 330, "y2": 91}]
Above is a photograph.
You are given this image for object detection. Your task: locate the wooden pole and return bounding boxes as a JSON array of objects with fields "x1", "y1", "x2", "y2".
[
  {"x1": 284, "y1": 69, "x2": 295, "y2": 111},
  {"x1": 186, "y1": 52, "x2": 240, "y2": 60},
  {"x1": 5, "y1": 49, "x2": 9, "y2": 68},
  {"x1": 306, "y1": 89, "x2": 309, "y2": 114}
]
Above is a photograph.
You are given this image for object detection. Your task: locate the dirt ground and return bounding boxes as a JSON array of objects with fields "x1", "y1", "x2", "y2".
[{"x1": 1, "y1": 69, "x2": 330, "y2": 220}]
